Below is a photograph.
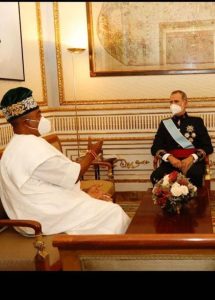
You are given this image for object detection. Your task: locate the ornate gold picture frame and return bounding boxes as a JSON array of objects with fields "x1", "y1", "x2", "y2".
[{"x1": 86, "y1": 2, "x2": 215, "y2": 76}]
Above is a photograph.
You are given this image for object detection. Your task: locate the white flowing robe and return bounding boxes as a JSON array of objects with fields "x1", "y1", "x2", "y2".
[{"x1": 0, "y1": 134, "x2": 130, "y2": 235}]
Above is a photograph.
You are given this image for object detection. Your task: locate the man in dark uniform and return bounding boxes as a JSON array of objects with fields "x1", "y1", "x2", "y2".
[{"x1": 150, "y1": 90, "x2": 213, "y2": 187}]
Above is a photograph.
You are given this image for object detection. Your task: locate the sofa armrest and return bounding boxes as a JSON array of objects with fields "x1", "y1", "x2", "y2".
[
  {"x1": 0, "y1": 219, "x2": 51, "y2": 271},
  {"x1": 0, "y1": 219, "x2": 42, "y2": 235},
  {"x1": 53, "y1": 233, "x2": 215, "y2": 271}
]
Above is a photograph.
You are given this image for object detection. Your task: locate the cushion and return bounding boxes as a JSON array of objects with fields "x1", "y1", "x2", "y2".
[
  {"x1": 80, "y1": 180, "x2": 115, "y2": 196},
  {"x1": 0, "y1": 228, "x2": 60, "y2": 271},
  {"x1": 79, "y1": 254, "x2": 215, "y2": 271}
]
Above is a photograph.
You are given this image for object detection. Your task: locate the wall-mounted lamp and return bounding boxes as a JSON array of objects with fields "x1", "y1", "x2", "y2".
[{"x1": 67, "y1": 47, "x2": 86, "y2": 158}]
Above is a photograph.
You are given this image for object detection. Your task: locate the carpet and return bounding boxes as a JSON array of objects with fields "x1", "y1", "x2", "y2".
[
  {"x1": 115, "y1": 191, "x2": 141, "y2": 219},
  {"x1": 211, "y1": 196, "x2": 215, "y2": 233},
  {"x1": 116, "y1": 191, "x2": 215, "y2": 233},
  {"x1": 118, "y1": 202, "x2": 140, "y2": 219}
]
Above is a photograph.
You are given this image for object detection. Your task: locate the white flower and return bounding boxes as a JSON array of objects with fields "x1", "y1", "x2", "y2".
[
  {"x1": 162, "y1": 174, "x2": 170, "y2": 186},
  {"x1": 170, "y1": 182, "x2": 183, "y2": 197},
  {"x1": 192, "y1": 185, "x2": 197, "y2": 192},
  {"x1": 188, "y1": 183, "x2": 197, "y2": 192},
  {"x1": 180, "y1": 185, "x2": 189, "y2": 195}
]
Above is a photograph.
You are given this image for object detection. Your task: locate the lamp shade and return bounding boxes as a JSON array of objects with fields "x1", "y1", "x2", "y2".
[{"x1": 67, "y1": 48, "x2": 86, "y2": 54}]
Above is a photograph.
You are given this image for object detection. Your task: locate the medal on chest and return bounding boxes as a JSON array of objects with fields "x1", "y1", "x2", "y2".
[{"x1": 184, "y1": 125, "x2": 196, "y2": 143}]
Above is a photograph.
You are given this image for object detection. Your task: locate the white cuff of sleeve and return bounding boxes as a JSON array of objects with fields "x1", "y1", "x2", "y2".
[
  {"x1": 162, "y1": 153, "x2": 171, "y2": 162},
  {"x1": 191, "y1": 153, "x2": 198, "y2": 163}
]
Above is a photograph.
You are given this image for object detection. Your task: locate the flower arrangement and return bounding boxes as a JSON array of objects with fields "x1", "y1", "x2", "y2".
[{"x1": 152, "y1": 171, "x2": 197, "y2": 214}]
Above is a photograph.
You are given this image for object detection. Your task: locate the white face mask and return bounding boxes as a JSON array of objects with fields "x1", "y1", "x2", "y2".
[
  {"x1": 25, "y1": 116, "x2": 51, "y2": 135},
  {"x1": 170, "y1": 103, "x2": 182, "y2": 115},
  {"x1": 38, "y1": 117, "x2": 51, "y2": 135}
]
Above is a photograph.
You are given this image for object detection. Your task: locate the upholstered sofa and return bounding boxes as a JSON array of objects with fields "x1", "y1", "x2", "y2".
[{"x1": 53, "y1": 233, "x2": 215, "y2": 271}]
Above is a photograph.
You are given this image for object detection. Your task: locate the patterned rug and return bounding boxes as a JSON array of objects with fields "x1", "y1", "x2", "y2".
[
  {"x1": 115, "y1": 191, "x2": 141, "y2": 219},
  {"x1": 118, "y1": 202, "x2": 140, "y2": 219},
  {"x1": 211, "y1": 196, "x2": 215, "y2": 232},
  {"x1": 116, "y1": 191, "x2": 215, "y2": 233}
]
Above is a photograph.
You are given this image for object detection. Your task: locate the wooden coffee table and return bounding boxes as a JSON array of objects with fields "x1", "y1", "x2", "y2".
[{"x1": 126, "y1": 187, "x2": 213, "y2": 234}]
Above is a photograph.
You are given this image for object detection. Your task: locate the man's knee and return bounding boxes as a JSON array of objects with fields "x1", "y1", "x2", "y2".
[
  {"x1": 150, "y1": 170, "x2": 157, "y2": 185},
  {"x1": 187, "y1": 164, "x2": 205, "y2": 187},
  {"x1": 187, "y1": 171, "x2": 203, "y2": 187}
]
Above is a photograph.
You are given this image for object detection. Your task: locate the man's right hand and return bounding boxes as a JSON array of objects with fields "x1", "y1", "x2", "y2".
[
  {"x1": 168, "y1": 155, "x2": 182, "y2": 169},
  {"x1": 89, "y1": 139, "x2": 103, "y2": 156},
  {"x1": 76, "y1": 139, "x2": 103, "y2": 183}
]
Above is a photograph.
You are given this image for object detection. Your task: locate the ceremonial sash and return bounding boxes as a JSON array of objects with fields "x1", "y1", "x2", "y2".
[
  {"x1": 168, "y1": 149, "x2": 195, "y2": 158},
  {"x1": 163, "y1": 119, "x2": 194, "y2": 149}
]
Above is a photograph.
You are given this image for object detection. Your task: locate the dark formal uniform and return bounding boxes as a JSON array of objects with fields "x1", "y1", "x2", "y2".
[{"x1": 150, "y1": 112, "x2": 213, "y2": 187}]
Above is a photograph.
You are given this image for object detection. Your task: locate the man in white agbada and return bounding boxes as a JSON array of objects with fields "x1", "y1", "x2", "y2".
[{"x1": 0, "y1": 87, "x2": 130, "y2": 235}]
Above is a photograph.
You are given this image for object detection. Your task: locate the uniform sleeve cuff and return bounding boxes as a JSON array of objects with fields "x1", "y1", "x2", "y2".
[
  {"x1": 162, "y1": 153, "x2": 171, "y2": 162},
  {"x1": 156, "y1": 149, "x2": 167, "y2": 158},
  {"x1": 191, "y1": 153, "x2": 198, "y2": 163}
]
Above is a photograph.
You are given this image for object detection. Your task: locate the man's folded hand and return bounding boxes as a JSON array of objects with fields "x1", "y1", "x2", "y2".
[
  {"x1": 181, "y1": 156, "x2": 194, "y2": 175},
  {"x1": 168, "y1": 155, "x2": 182, "y2": 169}
]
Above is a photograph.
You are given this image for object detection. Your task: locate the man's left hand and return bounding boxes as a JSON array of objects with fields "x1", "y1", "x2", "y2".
[{"x1": 87, "y1": 184, "x2": 113, "y2": 202}]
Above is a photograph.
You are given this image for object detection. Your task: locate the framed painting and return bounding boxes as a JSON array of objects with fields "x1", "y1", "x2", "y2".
[
  {"x1": 0, "y1": 2, "x2": 25, "y2": 81},
  {"x1": 86, "y1": 2, "x2": 215, "y2": 76}
]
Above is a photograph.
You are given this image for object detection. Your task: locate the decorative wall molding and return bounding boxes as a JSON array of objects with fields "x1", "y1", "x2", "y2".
[
  {"x1": 35, "y1": 2, "x2": 48, "y2": 105},
  {"x1": 1, "y1": 109, "x2": 215, "y2": 143},
  {"x1": 52, "y1": 111, "x2": 215, "y2": 135},
  {"x1": 53, "y1": 97, "x2": 215, "y2": 105},
  {"x1": 115, "y1": 158, "x2": 150, "y2": 169},
  {"x1": 53, "y1": 2, "x2": 65, "y2": 105},
  {"x1": 1, "y1": 107, "x2": 215, "y2": 191}
]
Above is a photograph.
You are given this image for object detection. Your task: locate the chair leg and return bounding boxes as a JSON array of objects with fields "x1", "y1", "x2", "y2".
[{"x1": 204, "y1": 179, "x2": 210, "y2": 191}]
